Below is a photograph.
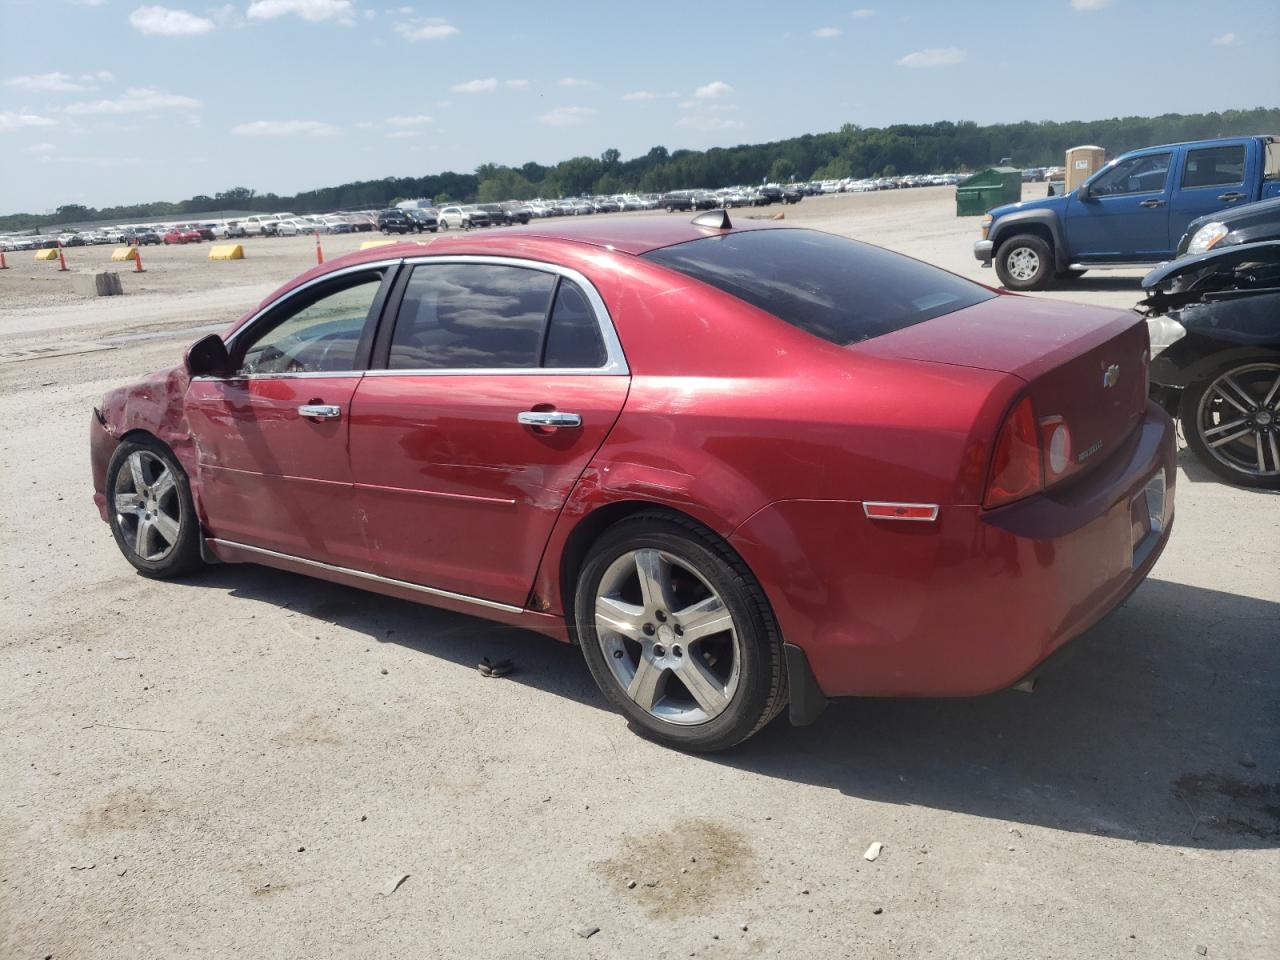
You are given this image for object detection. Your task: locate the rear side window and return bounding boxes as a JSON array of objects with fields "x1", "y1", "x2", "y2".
[
  {"x1": 643, "y1": 229, "x2": 995, "y2": 346},
  {"x1": 389, "y1": 264, "x2": 556, "y2": 369},
  {"x1": 1182, "y1": 145, "x2": 1246, "y2": 188},
  {"x1": 543, "y1": 279, "x2": 607, "y2": 368}
]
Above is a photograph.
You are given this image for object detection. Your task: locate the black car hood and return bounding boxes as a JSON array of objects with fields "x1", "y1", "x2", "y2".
[{"x1": 1143, "y1": 240, "x2": 1280, "y2": 291}]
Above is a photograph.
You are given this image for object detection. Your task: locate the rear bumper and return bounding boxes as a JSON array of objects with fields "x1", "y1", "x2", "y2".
[
  {"x1": 974, "y1": 239, "x2": 994, "y2": 265},
  {"x1": 730, "y1": 401, "x2": 1176, "y2": 698}
]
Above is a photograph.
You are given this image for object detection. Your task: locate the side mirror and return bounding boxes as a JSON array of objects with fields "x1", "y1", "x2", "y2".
[
  {"x1": 185, "y1": 333, "x2": 231, "y2": 378},
  {"x1": 1077, "y1": 183, "x2": 1093, "y2": 201}
]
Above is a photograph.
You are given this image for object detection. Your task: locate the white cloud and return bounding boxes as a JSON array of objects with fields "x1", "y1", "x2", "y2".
[
  {"x1": 896, "y1": 47, "x2": 967, "y2": 68},
  {"x1": 558, "y1": 77, "x2": 596, "y2": 88},
  {"x1": 1069, "y1": 0, "x2": 1110, "y2": 9},
  {"x1": 676, "y1": 116, "x2": 744, "y2": 131},
  {"x1": 451, "y1": 77, "x2": 497, "y2": 93},
  {"x1": 1211, "y1": 32, "x2": 1240, "y2": 46},
  {"x1": 64, "y1": 87, "x2": 202, "y2": 114},
  {"x1": 538, "y1": 106, "x2": 595, "y2": 127},
  {"x1": 129, "y1": 6, "x2": 216, "y2": 35},
  {"x1": 67, "y1": 0, "x2": 109, "y2": 6},
  {"x1": 43, "y1": 155, "x2": 143, "y2": 167},
  {"x1": 0, "y1": 111, "x2": 58, "y2": 131},
  {"x1": 385, "y1": 130, "x2": 421, "y2": 139},
  {"x1": 622, "y1": 91, "x2": 656, "y2": 101},
  {"x1": 504, "y1": 79, "x2": 529, "y2": 89},
  {"x1": 386, "y1": 114, "x2": 432, "y2": 126},
  {"x1": 393, "y1": 16, "x2": 459, "y2": 40},
  {"x1": 813, "y1": 26, "x2": 841, "y2": 38},
  {"x1": 246, "y1": 0, "x2": 354, "y2": 22},
  {"x1": 7, "y1": 72, "x2": 88, "y2": 93},
  {"x1": 231, "y1": 119, "x2": 339, "y2": 136},
  {"x1": 850, "y1": 8, "x2": 875, "y2": 17},
  {"x1": 694, "y1": 80, "x2": 733, "y2": 99},
  {"x1": 24, "y1": 142, "x2": 57, "y2": 154}
]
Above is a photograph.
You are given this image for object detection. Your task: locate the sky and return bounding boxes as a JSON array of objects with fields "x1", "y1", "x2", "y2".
[{"x1": 1, "y1": 0, "x2": 1277, "y2": 214}]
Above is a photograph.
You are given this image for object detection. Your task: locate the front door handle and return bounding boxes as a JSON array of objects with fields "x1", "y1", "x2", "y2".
[
  {"x1": 1138, "y1": 198, "x2": 1166, "y2": 208},
  {"x1": 1217, "y1": 191, "x2": 1245, "y2": 202},
  {"x1": 298, "y1": 403, "x2": 342, "y2": 420},
  {"x1": 517, "y1": 411, "x2": 582, "y2": 428}
]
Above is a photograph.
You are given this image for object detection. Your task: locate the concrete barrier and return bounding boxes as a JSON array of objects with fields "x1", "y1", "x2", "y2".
[
  {"x1": 73, "y1": 272, "x2": 125, "y2": 297},
  {"x1": 208, "y1": 244, "x2": 245, "y2": 260},
  {"x1": 111, "y1": 247, "x2": 140, "y2": 262},
  {"x1": 35, "y1": 248, "x2": 60, "y2": 261}
]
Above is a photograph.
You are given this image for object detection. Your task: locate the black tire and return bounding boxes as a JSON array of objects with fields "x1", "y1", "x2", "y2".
[
  {"x1": 994, "y1": 233, "x2": 1054, "y2": 291},
  {"x1": 1179, "y1": 356, "x2": 1280, "y2": 489},
  {"x1": 573, "y1": 511, "x2": 788, "y2": 752},
  {"x1": 105, "y1": 436, "x2": 204, "y2": 578}
]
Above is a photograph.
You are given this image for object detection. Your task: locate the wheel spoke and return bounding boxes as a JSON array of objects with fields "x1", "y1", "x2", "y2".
[
  {"x1": 595, "y1": 596, "x2": 645, "y2": 640},
  {"x1": 676, "y1": 655, "x2": 729, "y2": 715},
  {"x1": 1219, "y1": 375, "x2": 1257, "y2": 411},
  {"x1": 673, "y1": 594, "x2": 733, "y2": 643},
  {"x1": 634, "y1": 549, "x2": 675, "y2": 612},
  {"x1": 1209, "y1": 426, "x2": 1252, "y2": 448},
  {"x1": 1269, "y1": 433, "x2": 1280, "y2": 476},
  {"x1": 114, "y1": 492, "x2": 142, "y2": 514},
  {"x1": 134, "y1": 515, "x2": 155, "y2": 558},
  {"x1": 150, "y1": 468, "x2": 175, "y2": 502},
  {"x1": 128, "y1": 452, "x2": 149, "y2": 495},
  {"x1": 1263, "y1": 372, "x2": 1280, "y2": 407},
  {"x1": 626, "y1": 655, "x2": 664, "y2": 711},
  {"x1": 152, "y1": 510, "x2": 180, "y2": 546},
  {"x1": 1203, "y1": 417, "x2": 1248, "y2": 438},
  {"x1": 1257, "y1": 434, "x2": 1267, "y2": 473}
]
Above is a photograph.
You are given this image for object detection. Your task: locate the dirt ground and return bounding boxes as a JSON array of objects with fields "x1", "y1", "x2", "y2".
[{"x1": 1, "y1": 187, "x2": 1276, "y2": 959}]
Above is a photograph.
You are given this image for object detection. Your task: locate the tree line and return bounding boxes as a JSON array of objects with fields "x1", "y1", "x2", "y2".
[{"x1": 6, "y1": 107, "x2": 1277, "y2": 232}]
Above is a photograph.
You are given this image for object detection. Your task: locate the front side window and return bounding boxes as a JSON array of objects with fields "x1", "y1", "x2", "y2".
[
  {"x1": 1181, "y1": 145, "x2": 1246, "y2": 189},
  {"x1": 389, "y1": 264, "x2": 557, "y2": 369},
  {"x1": 237, "y1": 272, "x2": 383, "y2": 375},
  {"x1": 1089, "y1": 152, "x2": 1172, "y2": 197}
]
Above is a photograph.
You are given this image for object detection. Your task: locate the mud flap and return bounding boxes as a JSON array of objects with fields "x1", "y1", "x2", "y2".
[{"x1": 784, "y1": 643, "x2": 829, "y2": 726}]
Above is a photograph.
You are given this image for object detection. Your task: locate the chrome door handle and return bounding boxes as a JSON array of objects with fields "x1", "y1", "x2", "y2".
[
  {"x1": 517, "y1": 411, "x2": 582, "y2": 428},
  {"x1": 1138, "y1": 198, "x2": 1166, "y2": 208},
  {"x1": 1217, "y1": 191, "x2": 1245, "y2": 202},
  {"x1": 298, "y1": 404, "x2": 341, "y2": 420}
]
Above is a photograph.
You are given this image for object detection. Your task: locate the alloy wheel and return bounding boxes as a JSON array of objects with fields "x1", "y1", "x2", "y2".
[
  {"x1": 1006, "y1": 246, "x2": 1040, "y2": 282},
  {"x1": 1196, "y1": 363, "x2": 1280, "y2": 478},
  {"x1": 113, "y1": 451, "x2": 182, "y2": 561},
  {"x1": 593, "y1": 548, "x2": 741, "y2": 726}
]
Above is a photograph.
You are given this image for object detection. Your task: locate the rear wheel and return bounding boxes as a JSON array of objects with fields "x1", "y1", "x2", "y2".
[
  {"x1": 1181, "y1": 358, "x2": 1280, "y2": 489},
  {"x1": 995, "y1": 234, "x2": 1053, "y2": 291},
  {"x1": 574, "y1": 512, "x2": 787, "y2": 752},
  {"x1": 106, "y1": 437, "x2": 203, "y2": 577}
]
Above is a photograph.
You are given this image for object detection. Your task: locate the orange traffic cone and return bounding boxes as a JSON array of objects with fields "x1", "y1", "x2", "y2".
[
  {"x1": 133, "y1": 244, "x2": 145, "y2": 273},
  {"x1": 57, "y1": 242, "x2": 69, "y2": 272},
  {"x1": 0, "y1": 249, "x2": 8, "y2": 269},
  {"x1": 314, "y1": 231, "x2": 324, "y2": 265}
]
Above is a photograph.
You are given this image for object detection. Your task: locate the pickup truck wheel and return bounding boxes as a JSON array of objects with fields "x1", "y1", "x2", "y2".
[{"x1": 995, "y1": 234, "x2": 1053, "y2": 291}]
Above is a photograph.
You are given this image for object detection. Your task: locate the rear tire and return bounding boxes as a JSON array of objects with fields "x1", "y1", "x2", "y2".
[
  {"x1": 106, "y1": 437, "x2": 204, "y2": 578},
  {"x1": 1180, "y1": 356, "x2": 1280, "y2": 489},
  {"x1": 995, "y1": 234, "x2": 1054, "y2": 291},
  {"x1": 574, "y1": 511, "x2": 788, "y2": 752}
]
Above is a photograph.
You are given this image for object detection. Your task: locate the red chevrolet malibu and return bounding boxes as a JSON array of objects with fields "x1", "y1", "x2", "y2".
[{"x1": 90, "y1": 215, "x2": 1175, "y2": 750}]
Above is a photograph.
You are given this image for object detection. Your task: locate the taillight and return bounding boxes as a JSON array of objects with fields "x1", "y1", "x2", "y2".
[
  {"x1": 1040, "y1": 416, "x2": 1072, "y2": 477},
  {"x1": 984, "y1": 395, "x2": 1043, "y2": 509}
]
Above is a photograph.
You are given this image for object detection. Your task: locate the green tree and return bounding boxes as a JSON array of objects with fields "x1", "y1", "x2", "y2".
[{"x1": 768, "y1": 158, "x2": 795, "y2": 182}]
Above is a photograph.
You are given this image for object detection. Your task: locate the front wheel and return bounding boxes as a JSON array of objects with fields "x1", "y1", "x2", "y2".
[
  {"x1": 995, "y1": 234, "x2": 1053, "y2": 291},
  {"x1": 106, "y1": 437, "x2": 204, "y2": 577},
  {"x1": 574, "y1": 512, "x2": 787, "y2": 752},
  {"x1": 1181, "y1": 358, "x2": 1280, "y2": 489}
]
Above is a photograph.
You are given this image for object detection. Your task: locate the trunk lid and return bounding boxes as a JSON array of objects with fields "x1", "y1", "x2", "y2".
[{"x1": 856, "y1": 294, "x2": 1150, "y2": 489}]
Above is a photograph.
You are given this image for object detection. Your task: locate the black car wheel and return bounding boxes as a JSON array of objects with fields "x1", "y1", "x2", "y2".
[{"x1": 1181, "y1": 357, "x2": 1280, "y2": 489}]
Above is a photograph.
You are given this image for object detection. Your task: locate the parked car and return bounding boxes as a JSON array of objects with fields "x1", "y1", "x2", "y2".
[
  {"x1": 1176, "y1": 194, "x2": 1280, "y2": 257},
  {"x1": 377, "y1": 209, "x2": 416, "y2": 235},
  {"x1": 500, "y1": 202, "x2": 533, "y2": 225},
  {"x1": 976, "y1": 135, "x2": 1280, "y2": 290},
  {"x1": 123, "y1": 229, "x2": 162, "y2": 246},
  {"x1": 592, "y1": 198, "x2": 621, "y2": 214},
  {"x1": 162, "y1": 227, "x2": 202, "y2": 244},
  {"x1": 661, "y1": 192, "x2": 695, "y2": 213},
  {"x1": 1143, "y1": 236, "x2": 1280, "y2": 488},
  {"x1": 479, "y1": 203, "x2": 513, "y2": 226},
  {"x1": 405, "y1": 208, "x2": 439, "y2": 233},
  {"x1": 90, "y1": 216, "x2": 1174, "y2": 751},
  {"x1": 437, "y1": 205, "x2": 491, "y2": 229},
  {"x1": 214, "y1": 220, "x2": 248, "y2": 239}
]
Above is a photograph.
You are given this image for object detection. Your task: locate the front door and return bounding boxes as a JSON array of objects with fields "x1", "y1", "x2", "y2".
[
  {"x1": 349, "y1": 259, "x2": 630, "y2": 606},
  {"x1": 185, "y1": 268, "x2": 391, "y2": 566},
  {"x1": 1065, "y1": 150, "x2": 1174, "y2": 262}
]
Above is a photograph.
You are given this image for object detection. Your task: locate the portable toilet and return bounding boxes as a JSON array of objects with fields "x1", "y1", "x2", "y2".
[
  {"x1": 1065, "y1": 145, "x2": 1106, "y2": 192},
  {"x1": 956, "y1": 166, "x2": 1021, "y2": 216}
]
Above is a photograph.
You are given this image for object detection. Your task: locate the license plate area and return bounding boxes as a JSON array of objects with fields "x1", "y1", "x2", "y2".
[{"x1": 1131, "y1": 469, "x2": 1167, "y2": 568}]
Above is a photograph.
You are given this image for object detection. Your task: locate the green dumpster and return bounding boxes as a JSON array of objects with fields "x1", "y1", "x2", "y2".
[{"x1": 956, "y1": 166, "x2": 1022, "y2": 216}]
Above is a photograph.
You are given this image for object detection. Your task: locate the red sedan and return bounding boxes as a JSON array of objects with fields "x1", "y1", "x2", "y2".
[
  {"x1": 162, "y1": 227, "x2": 203, "y2": 245},
  {"x1": 89, "y1": 215, "x2": 1174, "y2": 751}
]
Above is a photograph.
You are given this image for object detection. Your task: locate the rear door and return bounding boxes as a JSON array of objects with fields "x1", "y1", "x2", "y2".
[
  {"x1": 1065, "y1": 149, "x2": 1174, "y2": 262},
  {"x1": 1168, "y1": 140, "x2": 1255, "y2": 244},
  {"x1": 348, "y1": 257, "x2": 630, "y2": 607},
  {"x1": 185, "y1": 266, "x2": 395, "y2": 567}
]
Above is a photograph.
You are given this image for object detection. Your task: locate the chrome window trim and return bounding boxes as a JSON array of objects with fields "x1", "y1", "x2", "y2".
[
  {"x1": 191, "y1": 370, "x2": 365, "y2": 382},
  {"x1": 373, "y1": 254, "x2": 630, "y2": 377}
]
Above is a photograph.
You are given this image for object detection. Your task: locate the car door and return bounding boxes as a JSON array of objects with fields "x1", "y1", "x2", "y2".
[
  {"x1": 348, "y1": 257, "x2": 630, "y2": 607},
  {"x1": 1168, "y1": 140, "x2": 1255, "y2": 245},
  {"x1": 184, "y1": 265, "x2": 395, "y2": 567},
  {"x1": 1065, "y1": 149, "x2": 1175, "y2": 262}
]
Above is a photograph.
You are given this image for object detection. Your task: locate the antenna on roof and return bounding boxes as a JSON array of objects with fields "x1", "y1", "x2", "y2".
[{"x1": 691, "y1": 208, "x2": 732, "y2": 230}]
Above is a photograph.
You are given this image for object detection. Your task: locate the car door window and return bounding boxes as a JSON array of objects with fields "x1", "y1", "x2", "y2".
[
  {"x1": 237, "y1": 272, "x2": 383, "y2": 375},
  {"x1": 1181, "y1": 145, "x2": 1246, "y2": 188},
  {"x1": 1089, "y1": 152, "x2": 1172, "y2": 196},
  {"x1": 543, "y1": 278, "x2": 607, "y2": 368},
  {"x1": 388, "y1": 263, "x2": 557, "y2": 369}
]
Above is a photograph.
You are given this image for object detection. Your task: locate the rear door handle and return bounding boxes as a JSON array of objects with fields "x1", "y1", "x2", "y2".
[
  {"x1": 298, "y1": 404, "x2": 342, "y2": 420},
  {"x1": 1217, "y1": 191, "x2": 1245, "y2": 202},
  {"x1": 1138, "y1": 199, "x2": 1166, "y2": 208},
  {"x1": 517, "y1": 411, "x2": 582, "y2": 428}
]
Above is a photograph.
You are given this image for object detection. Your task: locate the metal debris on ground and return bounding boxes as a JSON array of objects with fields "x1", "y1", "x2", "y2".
[
  {"x1": 383, "y1": 874, "x2": 410, "y2": 896},
  {"x1": 575, "y1": 926, "x2": 600, "y2": 939},
  {"x1": 478, "y1": 657, "x2": 514, "y2": 678},
  {"x1": 863, "y1": 842, "x2": 883, "y2": 862}
]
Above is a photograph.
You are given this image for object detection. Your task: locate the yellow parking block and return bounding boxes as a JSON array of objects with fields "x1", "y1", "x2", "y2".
[
  {"x1": 208, "y1": 244, "x2": 245, "y2": 261},
  {"x1": 360, "y1": 239, "x2": 397, "y2": 250},
  {"x1": 35, "y1": 248, "x2": 60, "y2": 261},
  {"x1": 111, "y1": 247, "x2": 140, "y2": 262}
]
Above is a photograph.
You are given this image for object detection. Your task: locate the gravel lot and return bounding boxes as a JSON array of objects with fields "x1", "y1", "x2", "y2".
[{"x1": 2, "y1": 186, "x2": 1276, "y2": 959}]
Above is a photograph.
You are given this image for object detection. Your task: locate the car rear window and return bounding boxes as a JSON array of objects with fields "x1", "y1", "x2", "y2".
[{"x1": 643, "y1": 228, "x2": 996, "y2": 346}]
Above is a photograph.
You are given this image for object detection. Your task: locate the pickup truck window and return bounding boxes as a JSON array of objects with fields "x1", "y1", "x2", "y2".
[
  {"x1": 1266, "y1": 141, "x2": 1280, "y2": 180},
  {"x1": 1091, "y1": 152, "x2": 1171, "y2": 197},
  {"x1": 1182, "y1": 145, "x2": 1246, "y2": 188}
]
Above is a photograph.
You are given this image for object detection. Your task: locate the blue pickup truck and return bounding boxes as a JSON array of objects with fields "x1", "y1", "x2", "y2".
[{"x1": 974, "y1": 135, "x2": 1279, "y2": 290}]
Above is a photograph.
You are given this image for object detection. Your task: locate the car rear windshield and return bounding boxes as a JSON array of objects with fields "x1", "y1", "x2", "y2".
[{"x1": 643, "y1": 228, "x2": 995, "y2": 346}]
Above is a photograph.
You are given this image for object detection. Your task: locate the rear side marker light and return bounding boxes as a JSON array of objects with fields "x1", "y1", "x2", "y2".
[{"x1": 863, "y1": 502, "x2": 940, "y2": 522}]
